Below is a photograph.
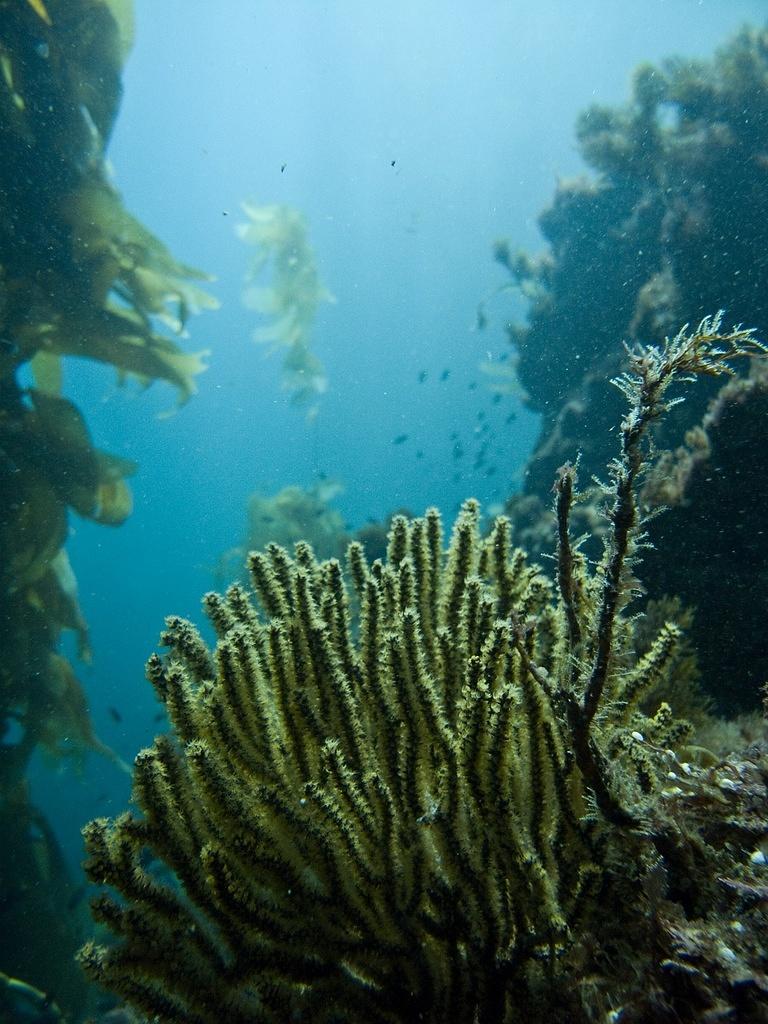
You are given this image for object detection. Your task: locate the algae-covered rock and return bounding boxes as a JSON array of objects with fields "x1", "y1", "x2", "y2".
[{"x1": 497, "y1": 23, "x2": 768, "y2": 711}]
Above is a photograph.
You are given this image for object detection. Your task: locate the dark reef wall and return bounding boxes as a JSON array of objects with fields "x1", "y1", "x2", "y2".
[
  {"x1": 641, "y1": 362, "x2": 768, "y2": 713},
  {"x1": 500, "y1": 24, "x2": 768, "y2": 711}
]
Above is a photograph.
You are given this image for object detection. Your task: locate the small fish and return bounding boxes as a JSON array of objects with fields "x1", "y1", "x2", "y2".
[
  {"x1": 485, "y1": 466, "x2": 498, "y2": 477},
  {"x1": 468, "y1": 381, "x2": 477, "y2": 391},
  {"x1": 107, "y1": 706, "x2": 122, "y2": 723},
  {"x1": 393, "y1": 434, "x2": 409, "y2": 445},
  {"x1": 440, "y1": 369, "x2": 450, "y2": 382},
  {"x1": 417, "y1": 369, "x2": 428, "y2": 383},
  {"x1": 0, "y1": 337, "x2": 19, "y2": 355},
  {"x1": 452, "y1": 442, "x2": 464, "y2": 460},
  {"x1": 153, "y1": 711, "x2": 166, "y2": 723},
  {"x1": 492, "y1": 393, "x2": 502, "y2": 405},
  {"x1": 477, "y1": 411, "x2": 486, "y2": 421},
  {"x1": 449, "y1": 431, "x2": 459, "y2": 441},
  {"x1": 505, "y1": 411, "x2": 517, "y2": 424},
  {"x1": 281, "y1": 163, "x2": 287, "y2": 173},
  {"x1": 415, "y1": 450, "x2": 424, "y2": 460},
  {"x1": 476, "y1": 308, "x2": 487, "y2": 331},
  {"x1": 390, "y1": 159, "x2": 396, "y2": 167},
  {"x1": 499, "y1": 352, "x2": 510, "y2": 362}
]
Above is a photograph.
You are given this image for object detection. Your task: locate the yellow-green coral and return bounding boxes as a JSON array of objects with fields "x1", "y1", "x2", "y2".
[
  {"x1": 79, "y1": 317, "x2": 766, "y2": 1023},
  {"x1": 238, "y1": 202, "x2": 333, "y2": 418},
  {"x1": 81, "y1": 503, "x2": 594, "y2": 1023}
]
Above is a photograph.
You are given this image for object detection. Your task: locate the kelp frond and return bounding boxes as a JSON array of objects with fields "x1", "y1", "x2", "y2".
[{"x1": 238, "y1": 202, "x2": 333, "y2": 419}]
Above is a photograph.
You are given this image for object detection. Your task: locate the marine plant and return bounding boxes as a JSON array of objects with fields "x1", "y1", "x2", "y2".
[
  {"x1": 80, "y1": 316, "x2": 768, "y2": 1022},
  {"x1": 216, "y1": 480, "x2": 350, "y2": 587},
  {"x1": 1, "y1": 0, "x2": 215, "y2": 1013},
  {"x1": 0, "y1": 0, "x2": 216, "y2": 780},
  {"x1": 238, "y1": 202, "x2": 333, "y2": 419}
]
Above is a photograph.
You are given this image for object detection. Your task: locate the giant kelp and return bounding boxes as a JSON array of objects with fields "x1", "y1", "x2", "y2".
[
  {"x1": 80, "y1": 319, "x2": 768, "y2": 1023},
  {"x1": 0, "y1": 0, "x2": 216, "y2": 783},
  {"x1": 238, "y1": 202, "x2": 333, "y2": 419},
  {"x1": 493, "y1": 23, "x2": 768, "y2": 710},
  {"x1": 0, "y1": 0, "x2": 215, "y2": 402},
  {"x1": 0, "y1": 0, "x2": 214, "y2": 1014}
]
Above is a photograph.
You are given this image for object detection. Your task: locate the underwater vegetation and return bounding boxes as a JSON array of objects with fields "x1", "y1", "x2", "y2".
[
  {"x1": 0, "y1": 0, "x2": 214, "y2": 1015},
  {"x1": 238, "y1": 202, "x2": 333, "y2": 420},
  {"x1": 478, "y1": 349, "x2": 526, "y2": 402},
  {"x1": 216, "y1": 480, "x2": 350, "y2": 588},
  {"x1": 494, "y1": 22, "x2": 768, "y2": 712},
  {"x1": 0, "y1": 0, "x2": 214, "y2": 781},
  {"x1": 217, "y1": 484, "x2": 415, "y2": 614},
  {"x1": 80, "y1": 318, "x2": 768, "y2": 1023}
]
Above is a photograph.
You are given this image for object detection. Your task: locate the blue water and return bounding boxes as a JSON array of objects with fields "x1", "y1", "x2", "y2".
[{"x1": 31, "y1": 0, "x2": 766, "y2": 871}]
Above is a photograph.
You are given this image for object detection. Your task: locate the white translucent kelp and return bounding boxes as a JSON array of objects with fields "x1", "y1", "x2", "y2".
[
  {"x1": 479, "y1": 351, "x2": 527, "y2": 400},
  {"x1": 237, "y1": 202, "x2": 334, "y2": 418}
]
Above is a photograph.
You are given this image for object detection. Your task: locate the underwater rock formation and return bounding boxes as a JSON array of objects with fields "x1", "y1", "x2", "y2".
[
  {"x1": 496, "y1": 23, "x2": 768, "y2": 710},
  {"x1": 640, "y1": 357, "x2": 768, "y2": 713},
  {"x1": 81, "y1": 320, "x2": 768, "y2": 1023},
  {"x1": 501, "y1": 24, "x2": 768, "y2": 485}
]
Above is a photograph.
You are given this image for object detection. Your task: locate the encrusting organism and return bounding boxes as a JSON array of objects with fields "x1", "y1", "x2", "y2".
[{"x1": 80, "y1": 316, "x2": 767, "y2": 1023}]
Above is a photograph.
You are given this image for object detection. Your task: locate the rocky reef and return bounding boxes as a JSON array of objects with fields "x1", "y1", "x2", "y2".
[{"x1": 495, "y1": 24, "x2": 768, "y2": 711}]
